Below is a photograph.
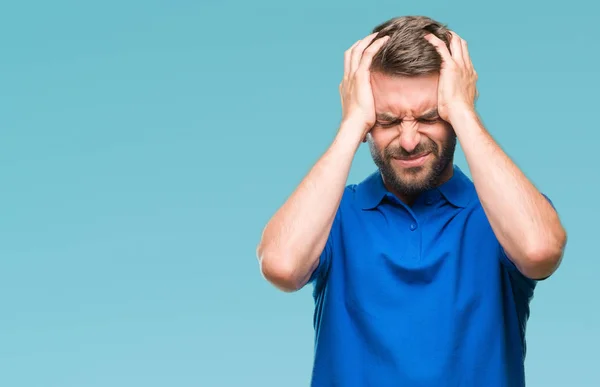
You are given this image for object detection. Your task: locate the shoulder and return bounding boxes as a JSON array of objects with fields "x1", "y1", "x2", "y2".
[
  {"x1": 332, "y1": 184, "x2": 361, "y2": 221},
  {"x1": 342, "y1": 183, "x2": 360, "y2": 203}
]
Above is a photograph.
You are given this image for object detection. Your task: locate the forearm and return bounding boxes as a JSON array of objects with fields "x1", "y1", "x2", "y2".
[
  {"x1": 257, "y1": 121, "x2": 362, "y2": 291},
  {"x1": 451, "y1": 108, "x2": 566, "y2": 279}
]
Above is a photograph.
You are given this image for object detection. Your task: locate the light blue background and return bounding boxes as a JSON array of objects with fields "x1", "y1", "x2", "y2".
[{"x1": 1, "y1": 1, "x2": 597, "y2": 386}]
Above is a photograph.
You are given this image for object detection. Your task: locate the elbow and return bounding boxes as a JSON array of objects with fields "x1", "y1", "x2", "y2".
[
  {"x1": 256, "y1": 245, "x2": 304, "y2": 292},
  {"x1": 519, "y1": 230, "x2": 567, "y2": 280}
]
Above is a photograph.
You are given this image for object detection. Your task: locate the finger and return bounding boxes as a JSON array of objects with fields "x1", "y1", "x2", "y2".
[
  {"x1": 356, "y1": 35, "x2": 390, "y2": 73},
  {"x1": 424, "y1": 34, "x2": 453, "y2": 67},
  {"x1": 460, "y1": 38, "x2": 474, "y2": 72},
  {"x1": 350, "y1": 33, "x2": 379, "y2": 75},
  {"x1": 344, "y1": 40, "x2": 360, "y2": 81},
  {"x1": 449, "y1": 32, "x2": 464, "y2": 65}
]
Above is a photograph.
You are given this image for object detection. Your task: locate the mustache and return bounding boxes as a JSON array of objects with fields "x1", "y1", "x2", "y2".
[{"x1": 384, "y1": 141, "x2": 438, "y2": 159}]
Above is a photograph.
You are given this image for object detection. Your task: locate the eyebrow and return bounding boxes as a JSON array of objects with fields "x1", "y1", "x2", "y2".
[
  {"x1": 376, "y1": 112, "x2": 399, "y2": 122},
  {"x1": 376, "y1": 109, "x2": 439, "y2": 122},
  {"x1": 416, "y1": 108, "x2": 439, "y2": 120}
]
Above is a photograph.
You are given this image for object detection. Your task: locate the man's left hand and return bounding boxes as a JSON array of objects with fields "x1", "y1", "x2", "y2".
[{"x1": 424, "y1": 31, "x2": 478, "y2": 125}]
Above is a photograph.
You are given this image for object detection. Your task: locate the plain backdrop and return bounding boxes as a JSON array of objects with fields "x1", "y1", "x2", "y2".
[{"x1": 1, "y1": 1, "x2": 598, "y2": 386}]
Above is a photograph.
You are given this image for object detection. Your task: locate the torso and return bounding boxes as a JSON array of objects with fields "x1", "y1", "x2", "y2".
[{"x1": 309, "y1": 168, "x2": 536, "y2": 387}]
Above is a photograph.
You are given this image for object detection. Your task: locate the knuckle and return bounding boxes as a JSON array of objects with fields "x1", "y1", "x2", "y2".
[
  {"x1": 362, "y1": 48, "x2": 374, "y2": 57},
  {"x1": 364, "y1": 45, "x2": 379, "y2": 55},
  {"x1": 368, "y1": 42, "x2": 380, "y2": 50}
]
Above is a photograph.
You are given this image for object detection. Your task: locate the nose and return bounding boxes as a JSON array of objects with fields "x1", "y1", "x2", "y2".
[{"x1": 398, "y1": 121, "x2": 421, "y2": 153}]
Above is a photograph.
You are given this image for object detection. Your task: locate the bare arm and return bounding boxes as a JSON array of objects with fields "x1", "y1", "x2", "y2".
[
  {"x1": 256, "y1": 127, "x2": 360, "y2": 291},
  {"x1": 256, "y1": 34, "x2": 391, "y2": 292},
  {"x1": 453, "y1": 109, "x2": 566, "y2": 279},
  {"x1": 425, "y1": 32, "x2": 567, "y2": 280}
]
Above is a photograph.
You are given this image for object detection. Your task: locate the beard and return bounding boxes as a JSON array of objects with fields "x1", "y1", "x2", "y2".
[{"x1": 368, "y1": 134, "x2": 456, "y2": 197}]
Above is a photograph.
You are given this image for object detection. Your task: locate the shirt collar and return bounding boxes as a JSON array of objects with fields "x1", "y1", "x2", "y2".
[
  {"x1": 356, "y1": 165, "x2": 474, "y2": 210},
  {"x1": 436, "y1": 165, "x2": 474, "y2": 208},
  {"x1": 356, "y1": 170, "x2": 389, "y2": 210}
]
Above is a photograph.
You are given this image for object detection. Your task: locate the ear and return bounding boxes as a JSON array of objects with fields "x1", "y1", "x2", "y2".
[{"x1": 363, "y1": 127, "x2": 374, "y2": 143}]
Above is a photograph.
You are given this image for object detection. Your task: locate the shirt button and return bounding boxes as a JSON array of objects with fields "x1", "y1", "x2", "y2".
[{"x1": 410, "y1": 223, "x2": 417, "y2": 231}]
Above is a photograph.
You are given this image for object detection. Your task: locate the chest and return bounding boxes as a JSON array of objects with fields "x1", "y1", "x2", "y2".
[{"x1": 331, "y1": 202, "x2": 504, "y2": 319}]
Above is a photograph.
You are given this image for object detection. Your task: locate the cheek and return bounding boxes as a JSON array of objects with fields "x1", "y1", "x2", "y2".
[
  {"x1": 368, "y1": 136, "x2": 386, "y2": 157},
  {"x1": 370, "y1": 128, "x2": 398, "y2": 150},
  {"x1": 422, "y1": 124, "x2": 453, "y2": 149}
]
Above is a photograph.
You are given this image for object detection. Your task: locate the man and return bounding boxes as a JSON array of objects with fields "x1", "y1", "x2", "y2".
[{"x1": 256, "y1": 15, "x2": 567, "y2": 387}]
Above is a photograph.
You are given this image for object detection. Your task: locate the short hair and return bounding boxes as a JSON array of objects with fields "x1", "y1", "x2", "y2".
[{"x1": 370, "y1": 15, "x2": 452, "y2": 76}]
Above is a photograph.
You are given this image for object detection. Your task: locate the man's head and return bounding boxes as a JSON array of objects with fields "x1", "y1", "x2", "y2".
[{"x1": 365, "y1": 16, "x2": 456, "y2": 200}]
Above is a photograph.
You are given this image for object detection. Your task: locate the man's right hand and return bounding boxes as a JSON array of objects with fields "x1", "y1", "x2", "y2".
[{"x1": 339, "y1": 33, "x2": 390, "y2": 140}]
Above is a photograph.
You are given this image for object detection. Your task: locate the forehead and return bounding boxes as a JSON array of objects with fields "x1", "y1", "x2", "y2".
[{"x1": 370, "y1": 73, "x2": 439, "y2": 116}]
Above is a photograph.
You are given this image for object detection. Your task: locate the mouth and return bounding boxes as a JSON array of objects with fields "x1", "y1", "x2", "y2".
[{"x1": 392, "y1": 152, "x2": 431, "y2": 168}]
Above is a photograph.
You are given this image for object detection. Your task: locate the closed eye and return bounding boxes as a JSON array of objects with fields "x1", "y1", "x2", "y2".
[
  {"x1": 416, "y1": 108, "x2": 441, "y2": 124},
  {"x1": 376, "y1": 120, "x2": 400, "y2": 128},
  {"x1": 418, "y1": 117, "x2": 441, "y2": 125}
]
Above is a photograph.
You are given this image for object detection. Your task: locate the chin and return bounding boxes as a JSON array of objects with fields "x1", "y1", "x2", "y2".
[
  {"x1": 395, "y1": 163, "x2": 433, "y2": 179},
  {"x1": 391, "y1": 164, "x2": 438, "y2": 190}
]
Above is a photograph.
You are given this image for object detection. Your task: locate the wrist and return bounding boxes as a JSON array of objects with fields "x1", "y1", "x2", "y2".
[
  {"x1": 447, "y1": 104, "x2": 478, "y2": 128},
  {"x1": 340, "y1": 115, "x2": 370, "y2": 137},
  {"x1": 334, "y1": 119, "x2": 367, "y2": 152},
  {"x1": 341, "y1": 110, "x2": 373, "y2": 130}
]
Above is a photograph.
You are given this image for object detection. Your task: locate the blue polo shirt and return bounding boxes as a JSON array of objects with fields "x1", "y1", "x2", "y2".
[{"x1": 308, "y1": 165, "x2": 540, "y2": 387}]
